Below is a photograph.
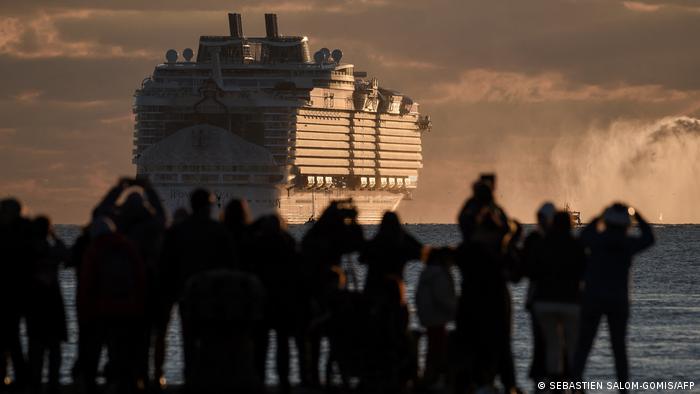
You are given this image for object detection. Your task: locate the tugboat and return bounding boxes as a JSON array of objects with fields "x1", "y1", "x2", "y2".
[{"x1": 565, "y1": 203, "x2": 582, "y2": 225}]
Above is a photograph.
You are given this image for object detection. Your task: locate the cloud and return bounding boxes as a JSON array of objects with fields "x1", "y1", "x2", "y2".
[
  {"x1": 100, "y1": 114, "x2": 133, "y2": 124},
  {"x1": 621, "y1": 0, "x2": 700, "y2": 13},
  {"x1": 8, "y1": 90, "x2": 113, "y2": 109},
  {"x1": 243, "y1": 0, "x2": 388, "y2": 14},
  {"x1": 47, "y1": 162, "x2": 66, "y2": 171},
  {"x1": 1, "y1": 178, "x2": 41, "y2": 196},
  {"x1": 364, "y1": 50, "x2": 442, "y2": 71},
  {"x1": 428, "y1": 69, "x2": 694, "y2": 104},
  {"x1": 1, "y1": 0, "x2": 700, "y2": 223},
  {"x1": 0, "y1": 176, "x2": 106, "y2": 220},
  {"x1": 0, "y1": 11, "x2": 157, "y2": 59},
  {"x1": 14, "y1": 89, "x2": 43, "y2": 103},
  {"x1": 623, "y1": 1, "x2": 662, "y2": 12},
  {"x1": 0, "y1": 0, "x2": 388, "y2": 14},
  {"x1": 0, "y1": 144, "x2": 63, "y2": 156},
  {"x1": 0, "y1": 127, "x2": 17, "y2": 136}
]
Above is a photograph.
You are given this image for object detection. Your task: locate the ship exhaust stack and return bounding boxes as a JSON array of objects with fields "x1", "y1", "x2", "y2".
[
  {"x1": 265, "y1": 14, "x2": 279, "y2": 38},
  {"x1": 228, "y1": 13, "x2": 243, "y2": 38}
]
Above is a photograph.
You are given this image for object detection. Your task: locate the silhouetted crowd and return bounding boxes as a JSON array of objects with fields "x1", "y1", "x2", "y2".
[{"x1": 0, "y1": 175, "x2": 654, "y2": 394}]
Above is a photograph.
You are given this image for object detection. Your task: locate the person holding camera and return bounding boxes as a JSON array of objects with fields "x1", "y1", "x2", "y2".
[
  {"x1": 26, "y1": 216, "x2": 69, "y2": 394},
  {"x1": 359, "y1": 211, "x2": 424, "y2": 392},
  {"x1": 298, "y1": 200, "x2": 364, "y2": 388},
  {"x1": 455, "y1": 177, "x2": 522, "y2": 394},
  {"x1": 572, "y1": 203, "x2": 654, "y2": 392}
]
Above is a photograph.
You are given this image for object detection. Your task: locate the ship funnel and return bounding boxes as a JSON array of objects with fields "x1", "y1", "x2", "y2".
[
  {"x1": 228, "y1": 13, "x2": 243, "y2": 38},
  {"x1": 265, "y1": 13, "x2": 279, "y2": 38}
]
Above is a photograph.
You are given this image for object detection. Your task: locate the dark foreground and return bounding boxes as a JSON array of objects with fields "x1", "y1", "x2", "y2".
[
  {"x1": 1, "y1": 177, "x2": 677, "y2": 394},
  {"x1": 1, "y1": 384, "x2": 355, "y2": 394}
]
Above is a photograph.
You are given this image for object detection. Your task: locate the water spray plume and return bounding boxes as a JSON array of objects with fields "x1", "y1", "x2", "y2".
[{"x1": 551, "y1": 116, "x2": 700, "y2": 223}]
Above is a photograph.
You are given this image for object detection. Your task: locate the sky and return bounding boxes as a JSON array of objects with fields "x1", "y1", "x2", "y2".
[{"x1": 1, "y1": 0, "x2": 699, "y2": 224}]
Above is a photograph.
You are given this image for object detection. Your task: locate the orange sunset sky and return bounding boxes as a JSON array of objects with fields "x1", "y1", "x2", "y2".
[{"x1": 1, "y1": 0, "x2": 699, "y2": 223}]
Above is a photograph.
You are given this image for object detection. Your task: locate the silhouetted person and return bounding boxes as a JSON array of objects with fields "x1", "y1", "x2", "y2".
[
  {"x1": 90, "y1": 179, "x2": 165, "y2": 272},
  {"x1": 160, "y1": 188, "x2": 236, "y2": 300},
  {"x1": 298, "y1": 200, "x2": 364, "y2": 388},
  {"x1": 248, "y1": 215, "x2": 299, "y2": 392},
  {"x1": 78, "y1": 216, "x2": 147, "y2": 394},
  {"x1": 172, "y1": 207, "x2": 189, "y2": 226},
  {"x1": 361, "y1": 212, "x2": 423, "y2": 292},
  {"x1": 0, "y1": 198, "x2": 30, "y2": 388},
  {"x1": 527, "y1": 211, "x2": 586, "y2": 382},
  {"x1": 90, "y1": 179, "x2": 166, "y2": 274},
  {"x1": 65, "y1": 224, "x2": 92, "y2": 384},
  {"x1": 180, "y1": 268, "x2": 265, "y2": 394},
  {"x1": 455, "y1": 180, "x2": 521, "y2": 393},
  {"x1": 520, "y1": 202, "x2": 556, "y2": 390},
  {"x1": 358, "y1": 211, "x2": 423, "y2": 392},
  {"x1": 222, "y1": 199, "x2": 251, "y2": 236},
  {"x1": 125, "y1": 180, "x2": 167, "y2": 388},
  {"x1": 222, "y1": 199, "x2": 253, "y2": 272},
  {"x1": 105, "y1": 179, "x2": 167, "y2": 388},
  {"x1": 458, "y1": 178, "x2": 509, "y2": 242},
  {"x1": 153, "y1": 206, "x2": 186, "y2": 386},
  {"x1": 159, "y1": 188, "x2": 237, "y2": 389},
  {"x1": 26, "y1": 216, "x2": 68, "y2": 394},
  {"x1": 573, "y1": 204, "x2": 654, "y2": 393},
  {"x1": 91, "y1": 178, "x2": 130, "y2": 221},
  {"x1": 85, "y1": 178, "x2": 167, "y2": 388},
  {"x1": 415, "y1": 247, "x2": 457, "y2": 390}
]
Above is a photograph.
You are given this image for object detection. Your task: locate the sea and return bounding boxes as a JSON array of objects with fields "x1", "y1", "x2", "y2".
[{"x1": 44, "y1": 224, "x2": 700, "y2": 392}]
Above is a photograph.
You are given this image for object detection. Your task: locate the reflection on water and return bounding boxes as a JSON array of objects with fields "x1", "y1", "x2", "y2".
[{"x1": 46, "y1": 224, "x2": 699, "y2": 389}]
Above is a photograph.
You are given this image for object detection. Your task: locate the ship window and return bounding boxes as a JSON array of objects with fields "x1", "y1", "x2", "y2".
[
  {"x1": 155, "y1": 174, "x2": 178, "y2": 182},
  {"x1": 200, "y1": 174, "x2": 219, "y2": 183},
  {"x1": 223, "y1": 174, "x2": 249, "y2": 182},
  {"x1": 180, "y1": 165, "x2": 200, "y2": 172}
]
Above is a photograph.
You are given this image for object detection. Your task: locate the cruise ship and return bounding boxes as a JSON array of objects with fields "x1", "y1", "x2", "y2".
[{"x1": 133, "y1": 13, "x2": 431, "y2": 224}]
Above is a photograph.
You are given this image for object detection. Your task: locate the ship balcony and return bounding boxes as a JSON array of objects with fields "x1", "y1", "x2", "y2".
[
  {"x1": 301, "y1": 175, "x2": 342, "y2": 190},
  {"x1": 375, "y1": 177, "x2": 407, "y2": 191},
  {"x1": 307, "y1": 176, "x2": 334, "y2": 189},
  {"x1": 296, "y1": 175, "x2": 412, "y2": 193}
]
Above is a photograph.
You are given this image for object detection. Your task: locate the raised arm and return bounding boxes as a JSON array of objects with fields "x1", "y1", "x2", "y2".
[
  {"x1": 92, "y1": 180, "x2": 127, "y2": 219},
  {"x1": 141, "y1": 181, "x2": 166, "y2": 227},
  {"x1": 629, "y1": 211, "x2": 655, "y2": 254},
  {"x1": 578, "y1": 215, "x2": 601, "y2": 247}
]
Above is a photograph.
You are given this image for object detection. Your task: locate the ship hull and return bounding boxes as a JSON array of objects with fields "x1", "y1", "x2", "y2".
[
  {"x1": 280, "y1": 189, "x2": 403, "y2": 224},
  {"x1": 154, "y1": 183, "x2": 402, "y2": 224}
]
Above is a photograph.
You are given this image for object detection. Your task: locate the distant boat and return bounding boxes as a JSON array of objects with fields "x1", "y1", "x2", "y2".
[{"x1": 565, "y1": 203, "x2": 582, "y2": 225}]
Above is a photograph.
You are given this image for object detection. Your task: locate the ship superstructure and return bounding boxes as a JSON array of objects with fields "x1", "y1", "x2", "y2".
[{"x1": 134, "y1": 13, "x2": 431, "y2": 223}]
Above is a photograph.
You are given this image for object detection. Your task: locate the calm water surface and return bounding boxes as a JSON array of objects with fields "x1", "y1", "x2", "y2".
[{"x1": 50, "y1": 224, "x2": 699, "y2": 392}]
